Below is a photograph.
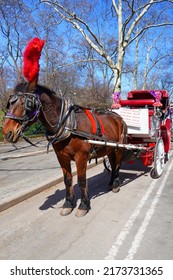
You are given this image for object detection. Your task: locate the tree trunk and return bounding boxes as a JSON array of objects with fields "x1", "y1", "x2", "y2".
[
  {"x1": 143, "y1": 47, "x2": 150, "y2": 89},
  {"x1": 113, "y1": 46, "x2": 125, "y2": 93},
  {"x1": 134, "y1": 37, "x2": 139, "y2": 89}
]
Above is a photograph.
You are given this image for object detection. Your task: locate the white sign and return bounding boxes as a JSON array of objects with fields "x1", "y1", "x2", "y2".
[
  {"x1": 118, "y1": 108, "x2": 141, "y2": 127},
  {"x1": 113, "y1": 108, "x2": 149, "y2": 136}
]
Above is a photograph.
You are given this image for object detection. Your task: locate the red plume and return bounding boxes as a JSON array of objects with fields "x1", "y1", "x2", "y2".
[{"x1": 22, "y1": 37, "x2": 45, "y2": 82}]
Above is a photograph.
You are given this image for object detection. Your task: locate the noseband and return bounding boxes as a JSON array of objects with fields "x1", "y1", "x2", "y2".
[{"x1": 5, "y1": 92, "x2": 41, "y2": 127}]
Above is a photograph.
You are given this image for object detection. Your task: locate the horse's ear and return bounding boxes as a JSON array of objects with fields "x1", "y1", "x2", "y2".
[{"x1": 28, "y1": 77, "x2": 38, "y2": 93}]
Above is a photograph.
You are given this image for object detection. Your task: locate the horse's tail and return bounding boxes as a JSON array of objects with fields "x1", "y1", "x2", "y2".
[{"x1": 120, "y1": 118, "x2": 128, "y2": 145}]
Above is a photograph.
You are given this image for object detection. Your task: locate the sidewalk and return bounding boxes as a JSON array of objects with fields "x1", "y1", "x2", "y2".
[
  {"x1": 0, "y1": 138, "x2": 51, "y2": 158},
  {"x1": 0, "y1": 139, "x2": 102, "y2": 212}
]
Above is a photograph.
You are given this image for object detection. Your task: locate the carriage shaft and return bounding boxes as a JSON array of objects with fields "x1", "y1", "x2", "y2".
[{"x1": 85, "y1": 139, "x2": 149, "y2": 151}]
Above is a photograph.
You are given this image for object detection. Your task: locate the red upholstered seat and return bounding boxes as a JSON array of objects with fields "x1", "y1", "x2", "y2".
[{"x1": 120, "y1": 99, "x2": 155, "y2": 107}]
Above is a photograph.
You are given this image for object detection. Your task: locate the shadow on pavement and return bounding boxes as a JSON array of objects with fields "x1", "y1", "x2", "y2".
[{"x1": 39, "y1": 160, "x2": 151, "y2": 211}]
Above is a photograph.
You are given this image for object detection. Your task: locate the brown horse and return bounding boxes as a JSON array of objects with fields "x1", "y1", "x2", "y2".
[{"x1": 3, "y1": 81, "x2": 127, "y2": 217}]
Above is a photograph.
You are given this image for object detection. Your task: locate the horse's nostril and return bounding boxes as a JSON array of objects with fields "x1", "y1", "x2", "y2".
[{"x1": 5, "y1": 131, "x2": 14, "y2": 142}]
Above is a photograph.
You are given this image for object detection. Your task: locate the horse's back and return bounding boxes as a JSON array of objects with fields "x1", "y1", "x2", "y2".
[{"x1": 97, "y1": 110, "x2": 127, "y2": 142}]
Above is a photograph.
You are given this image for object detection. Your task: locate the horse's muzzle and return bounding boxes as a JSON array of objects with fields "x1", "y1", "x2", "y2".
[{"x1": 4, "y1": 129, "x2": 21, "y2": 143}]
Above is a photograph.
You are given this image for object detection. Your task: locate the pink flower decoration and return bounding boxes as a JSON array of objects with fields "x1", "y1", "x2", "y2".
[
  {"x1": 149, "y1": 90, "x2": 162, "y2": 107},
  {"x1": 111, "y1": 92, "x2": 121, "y2": 108}
]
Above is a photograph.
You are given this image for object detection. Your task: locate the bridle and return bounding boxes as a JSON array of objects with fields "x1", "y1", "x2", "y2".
[
  {"x1": 5, "y1": 92, "x2": 42, "y2": 146},
  {"x1": 6, "y1": 92, "x2": 41, "y2": 129},
  {"x1": 5, "y1": 90, "x2": 75, "y2": 148}
]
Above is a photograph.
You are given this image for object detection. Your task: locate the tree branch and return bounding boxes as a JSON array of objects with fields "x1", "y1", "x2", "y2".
[
  {"x1": 124, "y1": 0, "x2": 155, "y2": 45},
  {"x1": 128, "y1": 22, "x2": 173, "y2": 46},
  {"x1": 111, "y1": 0, "x2": 119, "y2": 16},
  {"x1": 40, "y1": 0, "x2": 117, "y2": 69},
  {"x1": 55, "y1": 58, "x2": 113, "y2": 70}
]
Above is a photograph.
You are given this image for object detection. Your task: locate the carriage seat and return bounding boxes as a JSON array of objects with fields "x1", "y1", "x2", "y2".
[{"x1": 120, "y1": 99, "x2": 156, "y2": 107}]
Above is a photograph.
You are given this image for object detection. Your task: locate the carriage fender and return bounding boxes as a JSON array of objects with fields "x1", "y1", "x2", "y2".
[{"x1": 161, "y1": 119, "x2": 171, "y2": 153}]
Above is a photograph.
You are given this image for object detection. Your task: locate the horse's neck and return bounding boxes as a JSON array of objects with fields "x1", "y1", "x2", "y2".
[{"x1": 39, "y1": 93, "x2": 62, "y2": 133}]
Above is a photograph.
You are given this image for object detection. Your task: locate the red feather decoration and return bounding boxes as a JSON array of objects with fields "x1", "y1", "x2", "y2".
[{"x1": 22, "y1": 37, "x2": 45, "y2": 82}]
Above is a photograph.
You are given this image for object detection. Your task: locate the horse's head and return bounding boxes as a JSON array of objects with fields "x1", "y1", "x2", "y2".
[
  {"x1": 3, "y1": 37, "x2": 45, "y2": 143},
  {"x1": 2, "y1": 82, "x2": 41, "y2": 143}
]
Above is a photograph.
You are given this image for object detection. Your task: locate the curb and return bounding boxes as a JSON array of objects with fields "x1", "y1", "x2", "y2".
[
  {"x1": 0, "y1": 159, "x2": 103, "y2": 212},
  {"x1": 0, "y1": 148, "x2": 53, "y2": 160}
]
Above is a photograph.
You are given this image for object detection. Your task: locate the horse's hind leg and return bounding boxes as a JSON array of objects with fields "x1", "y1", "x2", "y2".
[
  {"x1": 108, "y1": 149, "x2": 123, "y2": 193},
  {"x1": 57, "y1": 157, "x2": 75, "y2": 216},
  {"x1": 75, "y1": 158, "x2": 90, "y2": 217}
]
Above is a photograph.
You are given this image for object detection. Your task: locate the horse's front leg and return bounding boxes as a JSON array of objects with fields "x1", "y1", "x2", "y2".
[
  {"x1": 57, "y1": 156, "x2": 75, "y2": 216},
  {"x1": 75, "y1": 158, "x2": 90, "y2": 217}
]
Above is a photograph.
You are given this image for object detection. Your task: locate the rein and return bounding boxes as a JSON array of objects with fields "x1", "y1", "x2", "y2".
[{"x1": 21, "y1": 133, "x2": 38, "y2": 147}]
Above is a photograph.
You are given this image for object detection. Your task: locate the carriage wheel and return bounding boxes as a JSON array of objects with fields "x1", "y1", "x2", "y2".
[
  {"x1": 103, "y1": 156, "x2": 111, "y2": 172},
  {"x1": 152, "y1": 138, "x2": 165, "y2": 178}
]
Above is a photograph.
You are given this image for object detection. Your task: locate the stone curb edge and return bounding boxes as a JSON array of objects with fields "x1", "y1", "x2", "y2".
[
  {"x1": 0, "y1": 148, "x2": 54, "y2": 160},
  {"x1": 0, "y1": 159, "x2": 103, "y2": 212}
]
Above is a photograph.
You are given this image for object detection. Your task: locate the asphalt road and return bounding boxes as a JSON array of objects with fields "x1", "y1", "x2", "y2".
[{"x1": 0, "y1": 146, "x2": 173, "y2": 260}]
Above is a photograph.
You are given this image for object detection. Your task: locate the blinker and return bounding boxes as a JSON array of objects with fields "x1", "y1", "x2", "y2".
[
  {"x1": 6, "y1": 95, "x2": 18, "y2": 109},
  {"x1": 25, "y1": 97, "x2": 35, "y2": 112}
]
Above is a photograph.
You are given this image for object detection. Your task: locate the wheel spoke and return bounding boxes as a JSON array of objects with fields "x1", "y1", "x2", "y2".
[{"x1": 154, "y1": 138, "x2": 165, "y2": 178}]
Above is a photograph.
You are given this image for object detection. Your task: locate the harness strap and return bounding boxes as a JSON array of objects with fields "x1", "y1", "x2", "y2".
[
  {"x1": 46, "y1": 100, "x2": 76, "y2": 151},
  {"x1": 45, "y1": 99, "x2": 72, "y2": 138},
  {"x1": 68, "y1": 128, "x2": 107, "y2": 141},
  {"x1": 95, "y1": 114, "x2": 105, "y2": 135},
  {"x1": 84, "y1": 109, "x2": 105, "y2": 136}
]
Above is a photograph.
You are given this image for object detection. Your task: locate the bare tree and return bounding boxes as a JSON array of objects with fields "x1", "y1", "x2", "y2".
[
  {"x1": 133, "y1": 30, "x2": 173, "y2": 89},
  {"x1": 0, "y1": 1, "x2": 34, "y2": 81},
  {"x1": 0, "y1": 54, "x2": 7, "y2": 110},
  {"x1": 1, "y1": 0, "x2": 173, "y2": 107},
  {"x1": 39, "y1": 0, "x2": 173, "y2": 93}
]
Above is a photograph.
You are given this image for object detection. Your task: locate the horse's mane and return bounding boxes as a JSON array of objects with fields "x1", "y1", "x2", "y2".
[
  {"x1": 14, "y1": 81, "x2": 60, "y2": 98},
  {"x1": 14, "y1": 82, "x2": 109, "y2": 115},
  {"x1": 14, "y1": 81, "x2": 29, "y2": 93},
  {"x1": 37, "y1": 84, "x2": 59, "y2": 97}
]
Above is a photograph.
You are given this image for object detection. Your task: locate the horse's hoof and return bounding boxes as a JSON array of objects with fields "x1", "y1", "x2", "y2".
[
  {"x1": 75, "y1": 209, "x2": 88, "y2": 217},
  {"x1": 112, "y1": 186, "x2": 120, "y2": 193},
  {"x1": 113, "y1": 178, "x2": 120, "y2": 187},
  {"x1": 60, "y1": 208, "x2": 73, "y2": 216}
]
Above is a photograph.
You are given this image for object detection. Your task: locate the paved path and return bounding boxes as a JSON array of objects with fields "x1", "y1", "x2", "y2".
[
  {"x1": 0, "y1": 152, "x2": 173, "y2": 261},
  {"x1": 0, "y1": 139, "x2": 100, "y2": 212}
]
